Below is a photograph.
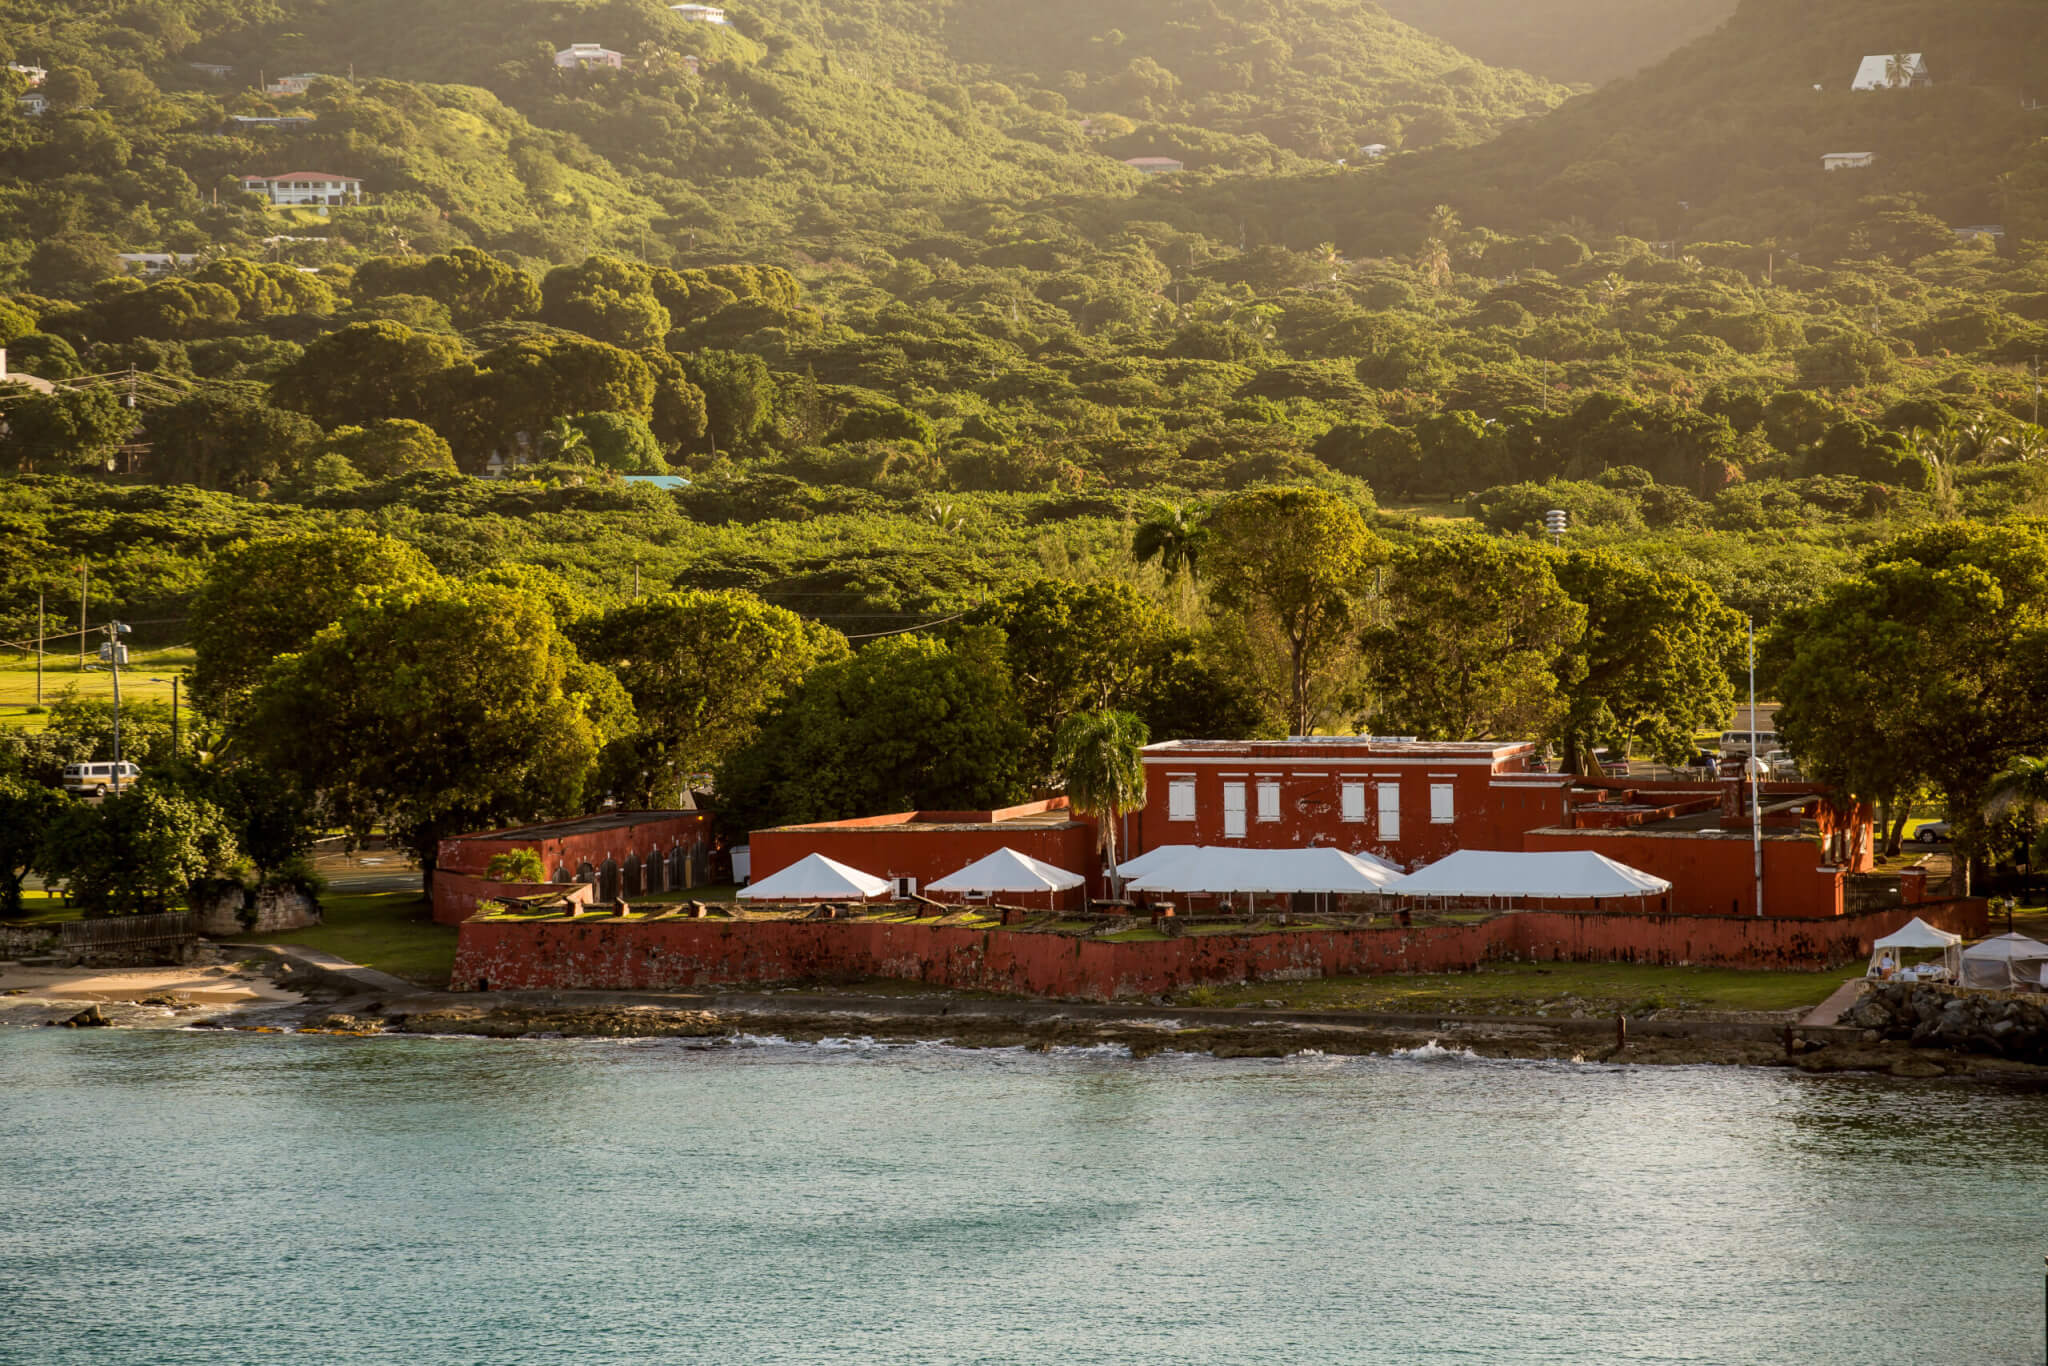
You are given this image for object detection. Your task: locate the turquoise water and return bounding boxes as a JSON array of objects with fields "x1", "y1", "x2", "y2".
[{"x1": 2, "y1": 1029, "x2": 2045, "y2": 1366}]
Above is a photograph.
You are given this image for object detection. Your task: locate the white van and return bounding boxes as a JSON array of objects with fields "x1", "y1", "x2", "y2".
[
  {"x1": 61, "y1": 761, "x2": 141, "y2": 796},
  {"x1": 1718, "y1": 730, "x2": 1777, "y2": 757}
]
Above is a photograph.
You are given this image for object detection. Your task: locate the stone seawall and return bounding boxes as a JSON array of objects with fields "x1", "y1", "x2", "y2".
[{"x1": 451, "y1": 900, "x2": 1989, "y2": 999}]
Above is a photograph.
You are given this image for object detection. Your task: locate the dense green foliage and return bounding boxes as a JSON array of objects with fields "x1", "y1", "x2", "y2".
[{"x1": 2, "y1": 0, "x2": 2048, "y2": 885}]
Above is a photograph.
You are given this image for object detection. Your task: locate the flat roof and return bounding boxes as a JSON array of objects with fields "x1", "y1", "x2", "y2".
[
  {"x1": 762, "y1": 810, "x2": 1082, "y2": 835},
  {"x1": 450, "y1": 810, "x2": 702, "y2": 843},
  {"x1": 1146, "y1": 738, "x2": 1532, "y2": 758}
]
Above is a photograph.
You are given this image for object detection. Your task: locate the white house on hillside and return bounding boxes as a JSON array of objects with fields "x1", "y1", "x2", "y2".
[
  {"x1": 671, "y1": 4, "x2": 730, "y2": 24},
  {"x1": 17, "y1": 92, "x2": 47, "y2": 116},
  {"x1": 555, "y1": 43, "x2": 627, "y2": 70},
  {"x1": 1822, "y1": 151, "x2": 1876, "y2": 171},
  {"x1": 264, "y1": 73, "x2": 331, "y2": 96},
  {"x1": 1851, "y1": 53, "x2": 1929, "y2": 91},
  {"x1": 240, "y1": 171, "x2": 362, "y2": 206},
  {"x1": 8, "y1": 63, "x2": 47, "y2": 86}
]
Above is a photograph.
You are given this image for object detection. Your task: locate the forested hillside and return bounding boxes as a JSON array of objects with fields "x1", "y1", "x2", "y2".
[
  {"x1": 1375, "y1": 0, "x2": 1738, "y2": 86},
  {"x1": 0, "y1": 0, "x2": 1566, "y2": 276},
  {"x1": 3, "y1": 0, "x2": 2047, "y2": 867},
  {"x1": 1280, "y1": 0, "x2": 2048, "y2": 249}
]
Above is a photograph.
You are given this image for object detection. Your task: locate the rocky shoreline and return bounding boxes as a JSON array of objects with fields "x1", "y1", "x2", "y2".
[
  {"x1": 9, "y1": 958, "x2": 2046, "y2": 1084},
  {"x1": 266, "y1": 999, "x2": 2040, "y2": 1081}
]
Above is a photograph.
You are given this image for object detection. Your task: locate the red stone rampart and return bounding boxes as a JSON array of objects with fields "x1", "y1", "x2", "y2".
[
  {"x1": 431, "y1": 875, "x2": 594, "y2": 926},
  {"x1": 450, "y1": 899, "x2": 1989, "y2": 998}
]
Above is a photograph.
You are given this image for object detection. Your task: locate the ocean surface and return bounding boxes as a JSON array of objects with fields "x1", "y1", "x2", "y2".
[{"x1": 2, "y1": 1027, "x2": 2045, "y2": 1366}]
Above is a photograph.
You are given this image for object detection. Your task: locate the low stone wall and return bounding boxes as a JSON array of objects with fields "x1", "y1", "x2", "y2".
[
  {"x1": 1844, "y1": 981, "x2": 2048, "y2": 1062},
  {"x1": 191, "y1": 887, "x2": 323, "y2": 938},
  {"x1": 450, "y1": 898, "x2": 1990, "y2": 999}
]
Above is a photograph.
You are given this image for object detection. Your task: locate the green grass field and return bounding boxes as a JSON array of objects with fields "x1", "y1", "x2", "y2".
[
  {"x1": 0, "y1": 647, "x2": 190, "y2": 733},
  {"x1": 235, "y1": 891, "x2": 457, "y2": 988},
  {"x1": 1174, "y1": 960, "x2": 1858, "y2": 1016}
]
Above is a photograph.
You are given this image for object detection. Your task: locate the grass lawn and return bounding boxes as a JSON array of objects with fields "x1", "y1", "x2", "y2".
[
  {"x1": 235, "y1": 891, "x2": 457, "y2": 988},
  {"x1": 1174, "y1": 960, "x2": 1859, "y2": 1017},
  {"x1": 0, "y1": 647, "x2": 190, "y2": 733}
]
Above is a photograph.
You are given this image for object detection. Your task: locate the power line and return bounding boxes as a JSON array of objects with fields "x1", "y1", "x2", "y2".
[{"x1": 843, "y1": 610, "x2": 972, "y2": 640}]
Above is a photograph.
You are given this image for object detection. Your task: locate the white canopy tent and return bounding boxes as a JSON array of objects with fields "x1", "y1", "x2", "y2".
[
  {"x1": 926, "y1": 847, "x2": 1085, "y2": 908},
  {"x1": 1388, "y1": 850, "x2": 1670, "y2": 906},
  {"x1": 736, "y1": 852, "x2": 891, "y2": 903},
  {"x1": 1959, "y1": 932, "x2": 2048, "y2": 991},
  {"x1": 1115, "y1": 845, "x2": 1198, "y2": 882},
  {"x1": 1124, "y1": 847, "x2": 1402, "y2": 902},
  {"x1": 1866, "y1": 917, "x2": 1962, "y2": 983}
]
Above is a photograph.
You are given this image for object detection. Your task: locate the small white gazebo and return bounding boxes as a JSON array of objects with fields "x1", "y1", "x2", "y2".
[
  {"x1": 1866, "y1": 917, "x2": 1962, "y2": 982},
  {"x1": 926, "y1": 847, "x2": 1085, "y2": 909},
  {"x1": 736, "y1": 852, "x2": 891, "y2": 903},
  {"x1": 1959, "y1": 932, "x2": 2048, "y2": 991}
]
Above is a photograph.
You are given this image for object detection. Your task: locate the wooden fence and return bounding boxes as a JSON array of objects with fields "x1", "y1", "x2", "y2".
[{"x1": 57, "y1": 912, "x2": 199, "y2": 953}]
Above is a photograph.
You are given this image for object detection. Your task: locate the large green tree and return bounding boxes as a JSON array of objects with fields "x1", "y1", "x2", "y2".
[
  {"x1": 718, "y1": 626, "x2": 1029, "y2": 833},
  {"x1": 1202, "y1": 486, "x2": 1385, "y2": 736},
  {"x1": 573, "y1": 590, "x2": 846, "y2": 807},
  {"x1": 1051, "y1": 709, "x2": 1149, "y2": 898},
  {"x1": 0, "y1": 774, "x2": 65, "y2": 916},
  {"x1": 187, "y1": 530, "x2": 440, "y2": 722},
  {"x1": 239, "y1": 582, "x2": 631, "y2": 891},
  {"x1": 40, "y1": 779, "x2": 240, "y2": 915},
  {"x1": 1550, "y1": 549, "x2": 1743, "y2": 771},
  {"x1": 1364, "y1": 535, "x2": 1586, "y2": 741},
  {"x1": 1767, "y1": 522, "x2": 2048, "y2": 887}
]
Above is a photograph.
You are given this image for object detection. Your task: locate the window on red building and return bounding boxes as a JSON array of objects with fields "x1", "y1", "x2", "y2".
[
  {"x1": 1223, "y1": 782, "x2": 1247, "y2": 839},
  {"x1": 1430, "y1": 782, "x2": 1454, "y2": 824},
  {"x1": 1256, "y1": 780, "x2": 1280, "y2": 822},
  {"x1": 1378, "y1": 782, "x2": 1401, "y2": 841},
  {"x1": 1168, "y1": 777, "x2": 1195, "y2": 822},
  {"x1": 1341, "y1": 781, "x2": 1366, "y2": 822}
]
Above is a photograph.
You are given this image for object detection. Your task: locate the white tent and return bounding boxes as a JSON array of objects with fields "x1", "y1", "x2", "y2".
[
  {"x1": 1959, "y1": 932, "x2": 2048, "y2": 991},
  {"x1": 1125, "y1": 846, "x2": 1401, "y2": 896},
  {"x1": 1115, "y1": 845, "x2": 1198, "y2": 881},
  {"x1": 1867, "y1": 917, "x2": 1962, "y2": 982},
  {"x1": 926, "y1": 847, "x2": 1084, "y2": 907},
  {"x1": 1388, "y1": 849, "x2": 1670, "y2": 903},
  {"x1": 736, "y1": 852, "x2": 891, "y2": 902}
]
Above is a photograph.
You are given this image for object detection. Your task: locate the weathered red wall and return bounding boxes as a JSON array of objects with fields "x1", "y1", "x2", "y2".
[
  {"x1": 751, "y1": 822, "x2": 1100, "y2": 900},
  {"x1": 450, "y1": 899, "x2": 1988, "y2": 998},
  {"x1": 1523, "y1": 828, "x2": 1844, "y2": 918},
  {"x1": 434, "y1": 812, "x2": 711, "y2": 923}
]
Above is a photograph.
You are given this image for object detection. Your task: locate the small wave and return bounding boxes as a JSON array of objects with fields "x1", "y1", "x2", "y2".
[{"x1": 1390, "y1": 1039, "x2": 1484, "y2": 1063}]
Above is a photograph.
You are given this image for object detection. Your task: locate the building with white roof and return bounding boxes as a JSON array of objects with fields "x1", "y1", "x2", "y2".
[{"x1": 1851, "y1": 53, "x2": 1929, "y2": 91}]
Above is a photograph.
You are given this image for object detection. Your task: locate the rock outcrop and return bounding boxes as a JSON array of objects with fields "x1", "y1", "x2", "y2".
[{"x1": 1843, "y1": 982, "x2": 2048, "y2": 1063}]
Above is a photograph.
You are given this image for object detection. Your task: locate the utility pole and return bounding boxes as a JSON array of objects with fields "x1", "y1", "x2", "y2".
[
  {"x1": 1749, "y1": 616, "x2": 1764, "y2": 919},
  {"x1": 101, "y1": 620, "x2": 131, "y2": 797},
  {"x1": 35, "y1": 591, "x2": 43, "y2": 706},
  {"x1": 77, "y1": 563, "x2": 88, "y2": 674}
]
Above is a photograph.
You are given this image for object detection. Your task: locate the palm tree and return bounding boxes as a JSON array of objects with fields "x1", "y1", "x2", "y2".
[
  {"x1": 1911, "y1": 423, "x2": 1966, "y2": 522},
  {"x1": 1052, "y1": 709, "x2": 1150, "y2": 901},
  {"x1": 542, "y1": 416, "x2": 592, "y2": 464},
  {"x1": 1131, "y1": 501, "x2": 1207, "y2": 584}
]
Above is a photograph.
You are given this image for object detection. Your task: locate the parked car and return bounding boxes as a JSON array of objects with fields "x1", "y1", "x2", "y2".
[
  {"x1": 1913, "y1": 821, "x2": 1952, "y2": 844},
  {"x1": 1764, "y1": 749, "x2": 1801, "y2": 779}
]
